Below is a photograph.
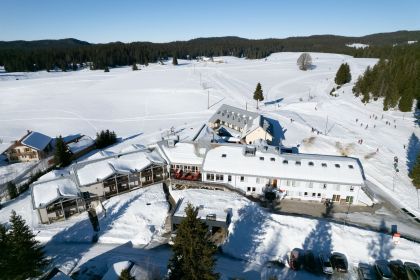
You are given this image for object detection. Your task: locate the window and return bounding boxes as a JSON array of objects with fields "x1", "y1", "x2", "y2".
[
  {"x1": 350, "y1": 186, "x2": 354, "y2": 192},
  {"x1": 322, "y1": 163, "x2": 327, "y2": 168},
  {"x1": 282, "y1": 160, "x2": 288, "y2": 164},
  {"x1": 295, "y1": 161, "x2": 301, "y2": 166},
  {"x1": 247, "y1": 187, "x2": 251, "y2": 191},
  {"x1": 240, "y1": 176, "x2": 245, "y2": 182},
  {"x1": 216, "y1": 174, "x2": 224, "y2": 181},
  {"x1": 270, "y1": 158, "x2": 275, "y2": 162},
  {"x1": 259, "y1": 157, "x2": 264, "y2": 161},
  {"x1": 312, "y1": 193, "x2": 316, "y2": 197},
  {"x1": 308, "y1": 161, "x2": 314, "y2": 166},
  {"x1": 348, "y1": 165, "x2": 354, "y2": 169},
  {"x1": 228, "y1": 175, "x2": 232, "y2": 182},
  {"x1": 335, "y1": 164, "x2": 341, "y2": 168},
  {"x1": 206, "y1": 173, "x2": 215, "y2": 181},
  {"x1": 304, "y1": 192, "x2": 308, "y2": 196},
  {"x1": 323, "y1": 184, "x2": 327, "y2": 189},
  {"x1": 346, "y1": 196, "x2": 354, "y2": 204},
  {"x1": 221, "y1": 154, "x2": 227, "y2": 158},
  {"x1": 252, "y1": 187, "x2": 256, "y2": 192},
  {"x1": 256, "y1": 177, "x2": 260, "y2": 183},
  {"x1": 286, "y1": 180, "x2": 291, "y2": 186},
  {"x1": 317, "y1": 193, "x2": 321, "y2": 197}
]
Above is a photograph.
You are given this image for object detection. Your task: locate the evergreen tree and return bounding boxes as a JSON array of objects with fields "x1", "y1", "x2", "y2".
[
  {"x1": 335, "y1": 63, "x2": 351, "y2": 85},
  {"x1": 95, "y1": 129, "x2": 117, "y2": 149},
  {"x1": 104, "y1": 65, "x2": 110, "y2": 72},
  {"x1": 7, "y1": 211, "x2": 49, "y2": 279},
  {"x1": 173, "y1": 56, "x2": 178, "y2": 65},
  {"x1": 0, "y1": 223, "x2": 10, "y2": 275},
  {"x1": 7, "y1": 182, "x2": 18, "y2": 199},
  {"x1": 119, "y1": 268, "x2": 135, "y2": 280},
  {"x1": 409, "y1": 152, "x2": 420, "y2": 189},
  {"x1": 253, "y1": 82, "x2": 264, "y2": 109},
  {"x1": 54, "y1": 135, "x2": 71, "y2": 167},
  {"x1": 132, "y1": 63, "x2": 138, "y2": 71},
  {"x1": 168, "y1": 204, "x2": 219, "y2": 280}
]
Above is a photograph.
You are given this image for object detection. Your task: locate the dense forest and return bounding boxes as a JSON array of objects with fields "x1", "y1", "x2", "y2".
[
  {"x1": 1, "y1": 30, "x2": 420, "y2": 72},
  {"x1": 352, "y1": 43, "x2": 420, "y2": 111}
]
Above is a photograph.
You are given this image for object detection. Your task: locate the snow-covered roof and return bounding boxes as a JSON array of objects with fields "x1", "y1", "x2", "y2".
[
  {"x1": 158, "y1": 142, "x2": 205, "y2": 165},
  {"x1": 62, "y1": 134, "x2": 82, "y2": 144},
  {"x1": 174, "y1": 196, "x2": 228, "y2": 223},
  {"x1": 75, "y1": 149, "x2": 166, "y2": 185},
  {"x1": 209, "y1": 104, "x2": 259, "y2": 130},
  {"x1": 32, "y1": 177, "x2": 80, "y2": 208},
  {"x1": 76, "y1": 160, "x2": 115, "y2": 186},
  {"x1": 67, "y1": 135, "x2": 95, "y2": 154},
  {"x1": 21, "y1": 131, "x2": 52, "y2": 151},
  {"x1": 202, "y1": 145, "x2": 364, "y2": 185}
]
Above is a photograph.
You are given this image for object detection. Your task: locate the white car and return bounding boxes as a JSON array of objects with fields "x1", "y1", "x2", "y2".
[{"x1": 319, "y1": 253, "x2": 333, "y2": 275}]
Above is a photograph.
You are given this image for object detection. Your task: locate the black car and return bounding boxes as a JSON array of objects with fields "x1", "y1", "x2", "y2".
[
  {"x1": 303, "y1": 250, "x2": 317, "y2": 273},
  {"x1": 374, "y1": 260, "x2": 392, "y2": 280},
  {"x1": 330, "y1": 252, "x2": 348, "y2": 273},
  {"x1": 388, "y1": 260, "x2": 408, "y2": 280},
  {"x1": 358, "y1": 263, "x2": 376, "y2": 280},
  {"x1": 404, "y1": 262, "x2": 420, "y2": 280}
]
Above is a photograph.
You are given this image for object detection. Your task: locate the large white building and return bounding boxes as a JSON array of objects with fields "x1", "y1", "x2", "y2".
[{"x1": 161, "y1": 141, "x2": 372, "y2": 206}]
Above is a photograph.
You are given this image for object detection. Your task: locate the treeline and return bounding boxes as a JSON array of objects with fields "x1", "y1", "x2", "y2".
[
  {"x1": 352, "y1": 43, "x2": 420, "y2": 111},
  {"x1": 1, "y1": 31, "x2": 420, "y2": 72}
]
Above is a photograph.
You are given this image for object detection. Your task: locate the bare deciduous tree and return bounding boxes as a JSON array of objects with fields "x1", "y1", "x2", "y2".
[{"x1": 297, "y1": 53, "x2": 312, "y2": 70}]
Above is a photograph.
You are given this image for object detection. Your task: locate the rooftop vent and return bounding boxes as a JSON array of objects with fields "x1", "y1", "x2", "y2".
[{"x1": 221, "y1": 154, "x2": 227, "y2": 158}]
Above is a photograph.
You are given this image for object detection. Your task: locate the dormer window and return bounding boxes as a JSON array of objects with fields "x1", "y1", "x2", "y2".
[
  {"x1": 322, "y1": 163, "x2": 327, "y2": 168},
  {"x1": 283, "y1": 160, "x2": 288, "y2": 164},
  {"x1": 348, "y1": 165, "x2": 354, "y2": 169},
  {"x1": 308, "y1": 162, "x2": 314, "y2": 166},
  {"x1": 335, "y1": 164, "x2": 340, "y2": 168},
  {"x1": 221, "y1": 154, "x2": 226, "y2": 158},
  {"x1": 259, "y1": 157, "x2": 264, "y2": 161},
  {"x1": 295, "y1": 161, "x2": 301, "y2": 166},
  {"x1": 270, "y1": 158, "x2": 275, "y2": 162}
]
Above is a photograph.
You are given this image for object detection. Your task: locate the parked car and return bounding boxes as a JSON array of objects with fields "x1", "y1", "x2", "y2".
[
  {"x1": 404, "y1": 262, "x2": 420, "y2": 280},
  {"x1": 319, "y1": 253, "x2": 333, "y2": 275},
  {"x1": 389, "y1": 260, "x2": 408, "y2": 280},
  {"x1": 303, "y1": 250, "x2": 317, "y2": 273},
  {"x1": 330, "y1": 252, "x2": 348, "y2": 273},
  {"x1": 289, "y1": 248, "x2": 303, "y2": 270},
  {"x1": 374, "y1": 260, "x2": 392, "y2": 280},
  {"x1": 358, "y1": 263, "x2": 376, "y2": 280}
]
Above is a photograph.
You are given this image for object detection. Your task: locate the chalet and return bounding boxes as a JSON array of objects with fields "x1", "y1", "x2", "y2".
[
  {"x1": 201, "y1": 144, "x2": 373, "y2": 205},
  {"x1": 5, "y1": 131, "x2": 53, "y2": 162},
  {"x1": 31, "y1": 176, "x2": 84, "y2": 224},
  {"x1": 208, "y1": 104, "x2": 273, "y2": 144},
  {"x1": 74, "y1": 148, "x2": 167, "y2": 199}
]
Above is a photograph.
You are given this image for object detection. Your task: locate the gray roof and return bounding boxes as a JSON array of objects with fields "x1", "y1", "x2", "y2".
[
  {"x1": 22, "y1": 131, "x2": 52, "y2": 151},
  {"x1": 209, "y1": 104, "x2": 259, "y2": 130}
]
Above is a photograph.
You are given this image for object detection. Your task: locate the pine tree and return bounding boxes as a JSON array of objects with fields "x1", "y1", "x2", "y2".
[
  {"x1": 168, "y1": 204, "x2": 219, "y2": 280},
  {"x1": 0, "y1": 223, "x2": 10, "y2": 276},
  {"x1": 172, "y1": 56, "x2": 178, "y2": 65},
  {"x1": 7, "y1": 182, "x2": 18, "y2": 199},
  {"x1": 132, "y1": 63, "x2": 138, "y2": 71},
  {"x1": 335, "y1": 63, "x2": 351, "y2": 85},
  {"x1": 410, "y1": 152, "x2": 420, "y2": 189},
  {"x1": 119, "y1": 268, "x2": 135, "y2": 280},
  {"x1": 54, "y1": 135, "x2": 71, "y2": 167},
  {"x1": 253, "y1": 82, "x2": 264, "y2": 109},
  {"x1": 7, "y1": 211, "x2": 49, "y2": 279}
]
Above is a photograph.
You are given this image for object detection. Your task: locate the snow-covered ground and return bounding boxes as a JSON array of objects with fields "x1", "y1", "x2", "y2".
[{"x1": 1, "y1": 52, "x2": 420, "y2": 278}]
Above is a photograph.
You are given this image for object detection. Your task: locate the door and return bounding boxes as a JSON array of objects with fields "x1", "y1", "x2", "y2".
[{"x1": 272, "y1": 179, "x2": 277, "y2": 187}]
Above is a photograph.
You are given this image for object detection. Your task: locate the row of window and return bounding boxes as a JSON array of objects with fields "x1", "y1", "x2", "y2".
[
  {"x1": 171, "y1": 164, "x2": 199, "y2": 172},
  {"x1": 256, "y1": 156, "x2": 354, "y2": 170}
]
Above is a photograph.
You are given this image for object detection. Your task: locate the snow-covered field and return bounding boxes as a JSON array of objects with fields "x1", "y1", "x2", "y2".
[{"x1": 1, "y1": 52, "x2": 420, "y2": 278}]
